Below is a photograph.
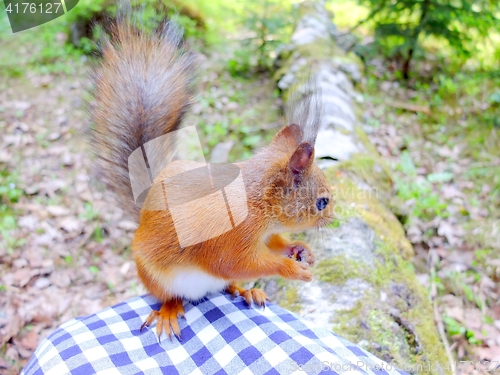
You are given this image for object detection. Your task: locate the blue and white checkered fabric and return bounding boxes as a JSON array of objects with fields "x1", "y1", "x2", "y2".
[{"x1": 23, "y1": 293, "x2": 409, "y2": 375}]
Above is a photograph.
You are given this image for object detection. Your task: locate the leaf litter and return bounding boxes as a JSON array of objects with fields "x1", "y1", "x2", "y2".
[
  {"x1": 365, "y1": 78, "x2": 500, "y2": 374},
  {"x1": 0, "y1": 48, "x2": 281, "y2": 373}
]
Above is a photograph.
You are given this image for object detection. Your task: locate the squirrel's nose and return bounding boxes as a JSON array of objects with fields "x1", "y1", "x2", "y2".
[{"x1": 316, "y1": 197, "x2": 329, "y2": 211}]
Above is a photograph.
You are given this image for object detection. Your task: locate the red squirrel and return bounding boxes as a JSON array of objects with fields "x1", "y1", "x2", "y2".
[{"x1": 90, "y1": 8, "x2": 334, "y2": 340}]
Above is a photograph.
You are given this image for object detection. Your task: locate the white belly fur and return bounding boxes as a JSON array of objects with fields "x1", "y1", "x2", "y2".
[{"x1": 160, "y1": 268, "x2": 227, "y2": 301}]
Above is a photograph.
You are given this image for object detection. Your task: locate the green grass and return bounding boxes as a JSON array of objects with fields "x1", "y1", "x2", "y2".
[{"x1": 0, "y1": 170, "x2": 25, "y2": 254}]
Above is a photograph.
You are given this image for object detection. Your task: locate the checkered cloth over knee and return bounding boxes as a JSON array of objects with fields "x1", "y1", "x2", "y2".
[{"x1": 22, "y1": 293, "x2": 409, "y2": 375}]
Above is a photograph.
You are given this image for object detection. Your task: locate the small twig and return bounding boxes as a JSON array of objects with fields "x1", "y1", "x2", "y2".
[
  {"x1": 385, "y1": 100, "x2": 431, "y2": 115},
  {"x1": 430, "y1": 249, "x2": 456, "y2": 375},
  {"x1": 468, "y1": 161, "x2": 500, "y2": 169}
]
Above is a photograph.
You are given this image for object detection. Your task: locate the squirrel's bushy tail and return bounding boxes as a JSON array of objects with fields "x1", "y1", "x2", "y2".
[{"x1": 90, "y1": 5, "x2": 196, "y2": 221}]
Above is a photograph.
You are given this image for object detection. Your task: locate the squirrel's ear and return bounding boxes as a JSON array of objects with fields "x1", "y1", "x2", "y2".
[
  {"x1": 274, "y1": 123, "x2": 303, "y2": 146},
  {"x1": 289, "y1": 142, "x2": 314, "y2": 186}
]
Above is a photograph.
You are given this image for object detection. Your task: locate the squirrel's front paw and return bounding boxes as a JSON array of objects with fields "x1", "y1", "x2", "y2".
[
  {"x1": 286, "y1": 242, "x2": 315, "y2": 266},
  {"x1": 281, "y1": 258, "x2": 313, "y2": 282},
  {"x1": 294, "y1": 262, "x2": 313, "y2": 282}
]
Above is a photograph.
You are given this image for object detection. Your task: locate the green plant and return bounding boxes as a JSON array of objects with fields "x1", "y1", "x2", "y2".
[
  {"x1": 0, "y1": 170, "x2": 23, "y2": 204},
  {"x1": 81, "y1": 202, "x2": 99, "y2": 221},
  {"x1": 443, "y1": 316, "x2": 482, "y2": 345},
  {"x1": 489, "y1": 91, "x2": 500, "y2": 105},
  {"x1": 92, "y1": 226, "x2": 104, "y2": 243},
  {"x1": 395, "y1": 151, "x2": 448, "y2": 222},
  {"x1": 0, "y1": 170, "x2": 25, "y2": 253},
  {"x1": 0, "y1": 213, "x2": 26, "y2": 254},
  {"x1": 228, "y1": 0, "x2": 296, "y2": 75},
  {"x1": 355, "y1": 0, "x2": 500, "y2": 79}
]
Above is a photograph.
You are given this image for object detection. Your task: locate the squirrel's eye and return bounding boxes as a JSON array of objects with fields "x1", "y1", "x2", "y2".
[{"x1": 316, "y1": 197, "x2": 329, "y2": 211}]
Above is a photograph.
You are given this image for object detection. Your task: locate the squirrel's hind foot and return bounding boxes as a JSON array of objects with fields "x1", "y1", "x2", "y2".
[
  {"x1": 226, "y1": 283, "x2": 270, "y2": 308},
  {"x1": 141, "y1": 298, "x2": 185, "y2": 341}
]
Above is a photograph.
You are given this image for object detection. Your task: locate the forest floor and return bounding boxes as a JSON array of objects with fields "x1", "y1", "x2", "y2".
[
  {"x1": 1, "y1": 25, "x2": 499, "y2": 375},
  {"x1": 0, "y1": 40, "x2": 279, "y2": 373},
  {"x1": 0, "y1": 64, "x2": 139, "y2": 374},
  {"x1": 362, "y1": 68, "x2": 500, "y2": 373}
]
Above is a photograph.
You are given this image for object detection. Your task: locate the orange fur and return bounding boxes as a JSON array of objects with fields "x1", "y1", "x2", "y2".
[{"x1": 132, "y1": 126, "x2": 334, "y2": 296}]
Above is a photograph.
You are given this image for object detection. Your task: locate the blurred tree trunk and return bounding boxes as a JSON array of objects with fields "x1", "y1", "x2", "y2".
[{"x1": 402, "y1": 0, "x2": 430, "y2": 80}]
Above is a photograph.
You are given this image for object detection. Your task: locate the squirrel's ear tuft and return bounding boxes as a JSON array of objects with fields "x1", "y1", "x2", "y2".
[
  {"x1": 274, "y1": 123, "x2": 303, "y2": 147},
  {"x1": 289, "y1": 142, "x2": 314, "y2": 186}
]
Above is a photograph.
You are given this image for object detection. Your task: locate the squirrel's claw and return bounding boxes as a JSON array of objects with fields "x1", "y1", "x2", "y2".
[
  {"x1": 141, "y1": 298, "x2": 185, "y2": 342},
  {"x1": 140, "y1": 310, "x2": 157, "y2": 332},
  {"x1": 244, "y1": 288, "x2": 268, "y2": 308}
]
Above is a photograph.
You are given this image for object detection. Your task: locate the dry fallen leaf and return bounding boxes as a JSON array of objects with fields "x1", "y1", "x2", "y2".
[
  {"x1": 441, "y1": 184, "x2": 464, "y2": 199},
  {"x1": 40, "y1": 179, "x2": 66, "y2": 195},
  {"x1": 445, "y1": 306, "x2": 464, "y2": 322},
  {"x1": 33, "y1": 277, "x2": 51, "y2": 290},
  {"x1": 17, "y1": 215, "x2": 38, "y2": 230},
  {"x1": 46, "y1": 206, "x2": 71, "y2": 217},
  {"x1": 13, "y1": 269, "x2": 32, "y2": 288},
  {"x1": 437, "y1": 220, "x2": 464, "y2": 246},
  {"x1": 59, "y1": 216, "x2": 83, "y2": 233},
  {"x1": 118, "y1": 220, "x2": 138, "y2": 231},
  {"x1": 20, "y1": 330, "x2": 38, "y2": 351},
  {"x1": 0, "y1": 356, "x2": 11, "y2": 369},
  {"x1": 5, "y1": 347, "x2": 19, "y2": 362},
  {"x1": 120, "y1": 261, "x2": 132, "y2": 275},
  {"x1": 475, "y1": 346, "x2": 500, "y2": 361}
]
